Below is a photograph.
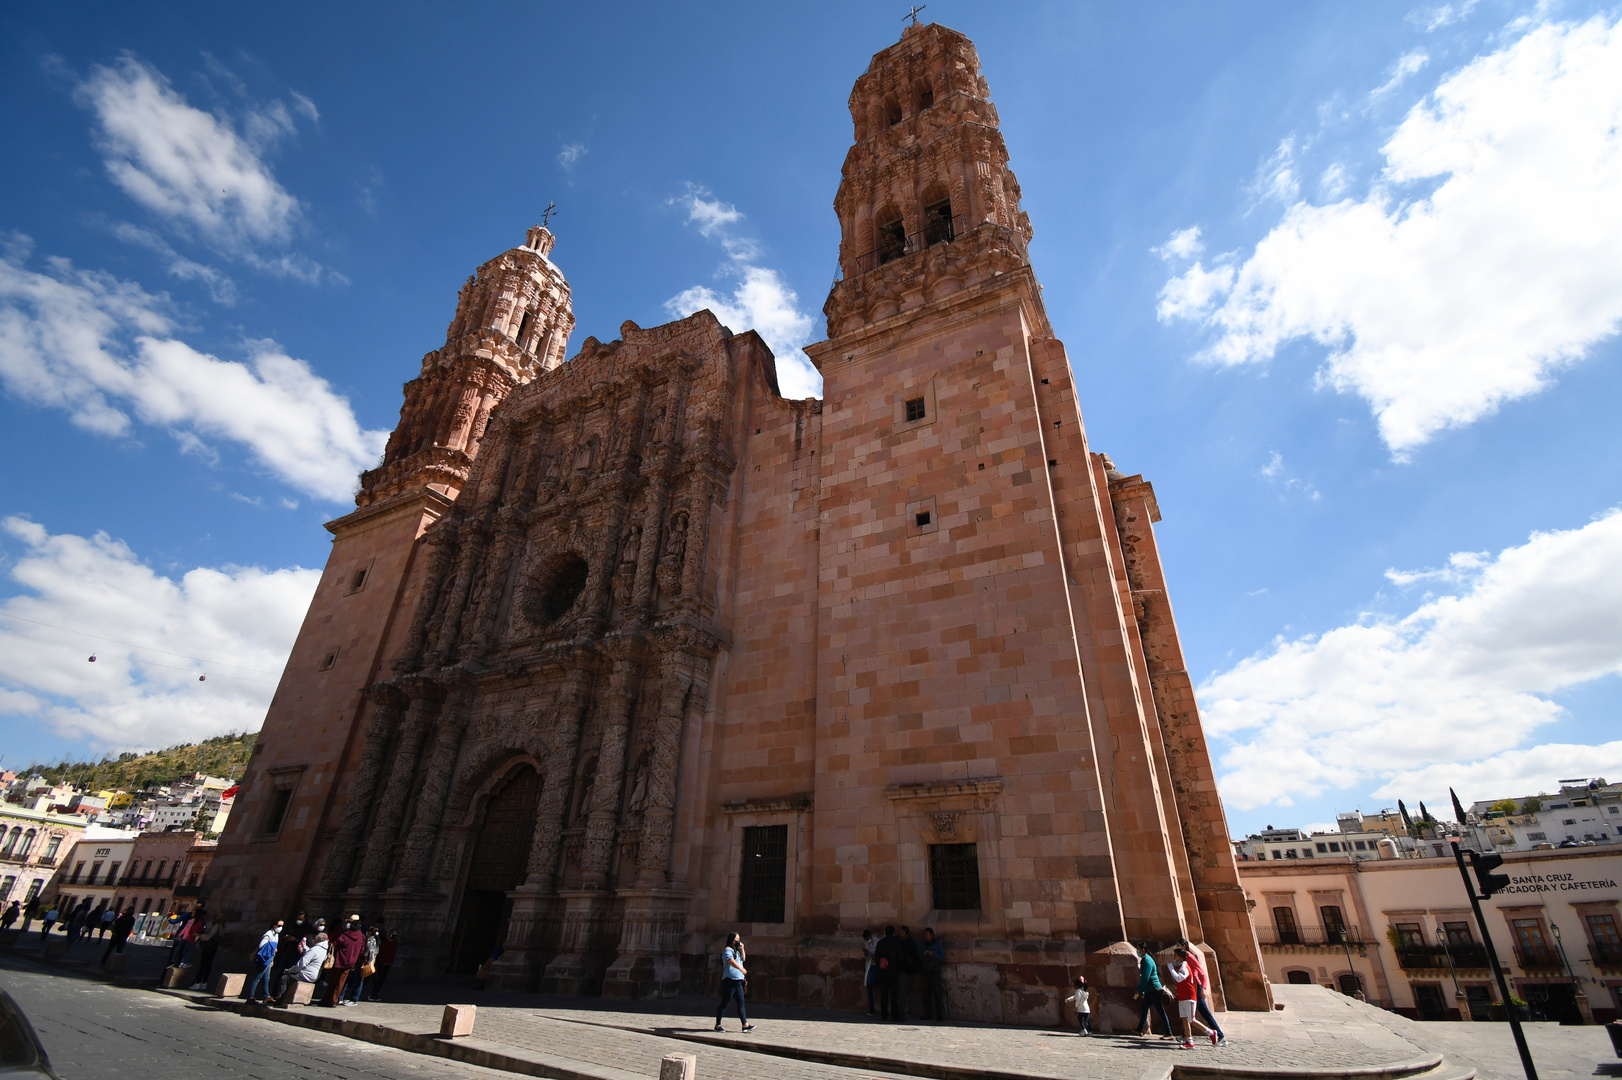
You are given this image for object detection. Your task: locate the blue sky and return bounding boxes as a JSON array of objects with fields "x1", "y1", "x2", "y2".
[{"x1": 2, "y1": 1, "x2": 1620, "y2": 838}]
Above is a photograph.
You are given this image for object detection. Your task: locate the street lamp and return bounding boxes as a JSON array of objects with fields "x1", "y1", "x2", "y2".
[{"x1": 1549, "y1": 923, "x2": 1589, "y2": 1023}]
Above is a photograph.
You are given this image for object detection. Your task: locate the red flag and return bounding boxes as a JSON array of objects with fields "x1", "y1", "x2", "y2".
[{"x1": 220, "y1": 785, "x2": 239, "y2": 800}]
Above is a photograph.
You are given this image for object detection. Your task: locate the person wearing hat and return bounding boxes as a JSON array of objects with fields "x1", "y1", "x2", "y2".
[{"x1": 324, "y1": 915, "x2": 367, "y2": 1007}]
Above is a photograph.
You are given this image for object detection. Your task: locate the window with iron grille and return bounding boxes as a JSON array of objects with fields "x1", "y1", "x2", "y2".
[
  {"x1": 929, "y1": 843, "x2": 982, "y2": 911},
  {"x1": 737, "y1": 825, "x2": 788, "y2": 923},
  {"x1": 905, "y1": 397, "x2": 926, "y2": 423}
]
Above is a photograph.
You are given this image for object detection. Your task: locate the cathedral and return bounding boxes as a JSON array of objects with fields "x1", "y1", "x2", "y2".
[{"x1": 206, "y1": 21, "x2": 1269, "y2": 1026}]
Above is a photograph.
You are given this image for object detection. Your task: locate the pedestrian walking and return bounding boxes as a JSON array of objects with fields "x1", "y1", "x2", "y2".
[
  {"x1": 713, "y1": 932, "x2": 753, "y2": 1032},
  {"x1": 246, "y1": 920, "x2": 282, "y2": 1002},
  {"x1": 1168, "y1": 947, "x2": 1216, "y2": 1049},
  {"x1": 39, "y1": 905, "x2": 59, "y2": 939},
  {"x1": 101, "y1": 907, "x2": 135, "y2": 966},
  {"x1": 88, "y1": 901, "x2": 108, "y2": 939},
  {"x1": 861, "y1": 929, "x2": 879, "y2": 1015},
  {"x1": 370, "y1": 930, "x2": 398, "y2": 1000},
  {"x1": 1, "y1": 900, "x2": 19, "y2": 931},
  {"x1": 97, "y1": 905, "x2": 116, "y2": 940},
  {"x1": 277, "y1": 932, "x2": 327, "y2": 1004},
  {"x1": 64, "y1": 900, "x2": 89, "y2": 945},
  {"x1": 1178, "y1": 939, "x2": 1228, "y2": 1046},
  {"x1": 873, "y1": 925, "x2": 901, "y2": 1021},
  {"x1": 919, "y1": 928, "x2": 946, "y2": 1021},
  {"x1": 1133, "y1": 943, "x2": 1175, "y2": 1038},
  {"x1": 325, "y1": 915, "x2": 366, "y2": 1006},
  {"x1": 896, "y1": 926, "x2": 920, "y2": 1022},
  {"x1": 21, "y1": 897, "x2": 39, "y2": 934},
  {"x1": 1070, "y1": 975, "x2": 1092, "y2": 1036},
  {"x1": 191, "y1": 915, "x2": 225, "y2": 989}
]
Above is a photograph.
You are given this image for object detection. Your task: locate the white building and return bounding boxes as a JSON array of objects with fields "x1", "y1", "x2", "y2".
[{"x1": 1238, "y1": 845, "x2": 1621, "y2": 1026}]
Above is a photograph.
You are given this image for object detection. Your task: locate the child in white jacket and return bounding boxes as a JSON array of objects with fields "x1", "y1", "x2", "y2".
[{"x1": 1070, "y1": 975, "x2": 1092, "y2": 1036}]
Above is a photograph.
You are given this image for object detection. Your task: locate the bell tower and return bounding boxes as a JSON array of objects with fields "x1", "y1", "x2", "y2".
[
  {"x1": 805, "y1": 22, "x2": 1271, "y2": 1016},
  {"x1": 824, "y1": 21, "x2": 1034, "y2": 338},
  {"x1": 359, "y1": 225, "x2": 574, "y2": 507}
]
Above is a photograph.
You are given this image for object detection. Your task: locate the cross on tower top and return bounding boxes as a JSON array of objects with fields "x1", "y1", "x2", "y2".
[
  {"x1": 904, "y1": 4, "x2": 926, "y2": 26},
  {"x1": 541, "y1": 201, "x2": 558, "y2": 227}
]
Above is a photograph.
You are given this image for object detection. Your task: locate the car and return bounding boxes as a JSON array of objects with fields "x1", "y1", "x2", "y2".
[{"x1": 0, "y1": 989, "x2": 60, "y2": 1078}]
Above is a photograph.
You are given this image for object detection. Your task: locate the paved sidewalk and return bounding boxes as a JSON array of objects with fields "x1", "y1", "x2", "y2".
[{"x1": 168, "y1": 982, "x2": 1477, "y2": 1080}]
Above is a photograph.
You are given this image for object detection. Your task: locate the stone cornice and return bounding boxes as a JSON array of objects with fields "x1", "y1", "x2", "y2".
[
  {"x1": 720, "y1": 795, "x2": 812, "y2": 816},
  {"x1": 885, "y1": 778, "x2": 1003, "y2": 802},
  {"x1": 326, "y1": 486, "x2": 455, "y2": 538}
]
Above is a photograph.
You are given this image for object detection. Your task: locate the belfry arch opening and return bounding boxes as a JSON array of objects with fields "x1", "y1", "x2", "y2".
[
  {"x1": 884, "y1": 97, "x2": 903, "y2": 126},
  {"x1": 921, "y1": 183, "x2": 954, "y2": 247},
  {"x1": 875, "y1": 206, "x2": 905, "y2": 265},
  {"x1": 450, "y1": 764, "x2": 541, "y2": 972}
]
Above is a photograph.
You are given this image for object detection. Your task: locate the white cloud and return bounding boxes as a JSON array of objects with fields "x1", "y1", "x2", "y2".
[
  {"x1": 1160, "y1": 15, "x2": 1622, "y2": 456},
  {"x1": 111, "y1": 222, "x2": 238, "y2": 305},
  {"x1": 1410, "y1": 0, "x2": 1480, "y2": 32},
  {"x1": 74, "y1": 55, "x2": 322, "y2": 276},
  {"x1": 1371, "y1": 49, "x2": 1430, "y2": 99},
  {"x1": 1258, "y1": 450, "x2": 1321, "y2": 501},
  {"x1": 666, "y1": 185, "x2": 820, "y2": 398},
  {"x1": 0, "y1": 237, "x2": 387, "y2": 501},
  {"x1": 0, "y1": 517, "x2": 315, "y2": 753},
  {"x1": 1153, "y1": 226, "x2": 1204, "y2": 262},
  {"x1": 1201, "y1": 509, "x2": 1622, "y2": 810},
  {"x1": 1317, "y1": 163, "x2": 1349, "y2": 201},
  {"x1": 1248, "y1": 138, "x2": 1300, "y2": 206},
  {"x1": 557, "y1": 142, "x2": 587, "y2": 170}
]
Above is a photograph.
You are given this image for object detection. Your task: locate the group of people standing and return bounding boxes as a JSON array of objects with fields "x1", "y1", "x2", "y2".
[
  {"x1": 861, "y1": 925, "x2": 947, "y2": 1022},
  {"x1": 245, "y1": 911, "x2": 397, "y2": 1008}
]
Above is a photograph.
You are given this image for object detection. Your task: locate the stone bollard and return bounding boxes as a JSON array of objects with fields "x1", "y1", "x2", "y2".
[
  {"x1": 213, "y1": 973, "x2": 246, "y2": 998},
  {"x1": 162, "y1": 964, "x2": 197, "y2": 988},
  {"x1": 279, "y1": 981, "x2": 315, "y2": 1006},
  {"x1": 440, "y1": 1004, "x2": 476, "y2": 1038},
  {"x1": 659, "y1": 1053, "x2": 697, "y2": 1080}
]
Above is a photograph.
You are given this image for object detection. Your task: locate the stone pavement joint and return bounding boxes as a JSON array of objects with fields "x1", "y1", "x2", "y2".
[{"x1": 156, "y1": 983, "x2": 1475, "y2": 1080}]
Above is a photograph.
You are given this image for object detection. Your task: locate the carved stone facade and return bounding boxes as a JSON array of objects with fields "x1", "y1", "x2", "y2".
[{"x1": 207, "y1": 21, "x2": 1268, "y2": 1027}]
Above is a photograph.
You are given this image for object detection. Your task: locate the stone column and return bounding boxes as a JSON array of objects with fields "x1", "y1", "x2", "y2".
[
  {"x1": 355, "y1": 692, "x2": 441, "y2": 890},
  {"x1": 581, "y1": 660, "x2": 640, "y2": 884},
  {"x1": 398, "y1": 531, "x2": 458, "y2": 670},
  {"x1": 396, "y1": 688, "x2": 473, "y2": 888},
  {"x1": 318, "y1": 686, "x2": 407, "y2": 895},
  {"x1": 635, "y1": 655, "x2": 694, "y2": 888},
  {"x1": 426, "y1": 524, "x2": 490, "y2": 666},
  {"x1": 540, "y1": 655, "x2": 631, "y2": 992}
]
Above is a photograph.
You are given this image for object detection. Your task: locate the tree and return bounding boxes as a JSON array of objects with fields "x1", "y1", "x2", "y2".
[
  {"x1": 1488, "y1": 799, "x2": 1519, "y2": 816},
  {"x1": 1519, "y1": 795, "x2": 1545, "y2": 814}
]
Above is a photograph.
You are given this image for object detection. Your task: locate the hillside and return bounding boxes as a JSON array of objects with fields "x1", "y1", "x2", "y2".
[{"x1": 16, "y1": 731, "x2": 256, "y2": 792}]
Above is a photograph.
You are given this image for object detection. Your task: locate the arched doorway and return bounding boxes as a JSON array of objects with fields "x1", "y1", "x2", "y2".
[{"x1": 450, "y1": 764, "x2": 540, "y2": 972}]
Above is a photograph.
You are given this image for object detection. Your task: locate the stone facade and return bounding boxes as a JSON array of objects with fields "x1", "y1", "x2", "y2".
[{"x1": 206, "y1": 22, "x2": 1268, "y2": 1026}]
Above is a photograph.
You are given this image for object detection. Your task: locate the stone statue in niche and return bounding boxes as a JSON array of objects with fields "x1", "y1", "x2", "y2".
[
  {"x1": 611, "y1": 524, "x2": 641, "y2": 611},
  {"x1": 627, "y1": 747, "x2": 653, "y2": 815},
  {"x1": 656, "y1": 512, "x2": 688, "y2": 598},
  {"x1": 573, "y1": 754, "x2": 599, "y2": 824}
]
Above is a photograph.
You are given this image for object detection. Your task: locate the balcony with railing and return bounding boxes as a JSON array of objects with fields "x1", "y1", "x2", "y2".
[
  {"x1": 1396, "y1": 944, "x2": 1492, "y2": 970},
  {"x1": 1512, "y1": 945, "x2": 1565, "y2": 971},
  {"x1": 845, "y1": 214, "x2": 970, "y2": 278},
  {"x1": 1256, "y1": 924, "x2": 1366, "y2": 948}
]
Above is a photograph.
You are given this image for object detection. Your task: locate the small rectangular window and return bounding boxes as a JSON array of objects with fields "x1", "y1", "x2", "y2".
[
  {"x1": 319, "y1": 651, "x2": 339, "y2": 672},
  {"x1": 351, "y1": 568, "x2": 368, "y2": 590},
  {"x1": 69, "y1": 862, "x2": 85, "y2": 884},
  {"x1": 1315, "y1": 842, "x2": 1328, "y2": 852},
  {"x1": 262, "y1": 788, "x2": 294, "y2": 836},
  {"x1": 915, "y1": 511, "x2": 931, "y2": 528},
  {"x1": 929, "y1": 842, "x2": 982, "y2": 911},
  {"x1": 905, "y1": 397, "x2": 926, "y2": 422},
  {"x1": 737, "y1": 824, "x2": 788, "y2": 923}
]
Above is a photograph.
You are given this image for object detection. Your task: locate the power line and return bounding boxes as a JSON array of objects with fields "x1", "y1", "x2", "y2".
[{"x1": 0, "y1": 610, "x2": 280, "y2": 675}]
